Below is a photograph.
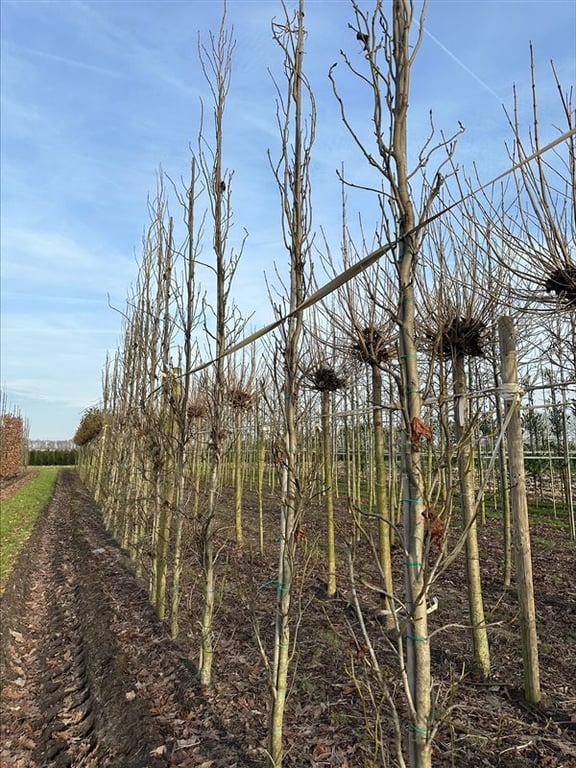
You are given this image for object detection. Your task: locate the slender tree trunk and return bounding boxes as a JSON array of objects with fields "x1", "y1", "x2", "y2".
[
  {"x1": 167, "y1": 370, "x2": 184, "y2": 638},
  {"x1": 197, "y1": 11, "x2": 237, "y2": 687},
  {"x1": 134, "y1": 478, "x2": 147, "y2": 579},
  {"x1": 398, "y1": 287, "x2": 432, "y2": 768},
  {"x1": 268, "y1": 3, "x2": 311, "y2": 763},
  {"x1": 154, "y1": 221, "x2": 175, "y2": 620},
  {"x1": 200, "y1": 458, "x2": 218, "y2": 685},
  {"x1": 149, "y1": 470, "x2": 160, "y2": 605},
  {"x1": 94, "y1": 422, "x2": 108, "y2": 505},
  {"x1": 560, "y1": 384, "x2": 574, "y2": 535},
  {"x1": 234, "y1": 408, "x2": 244, "y2": 545},
  {"x1": 192, "y1": 434, "x2": 202, "y2": 519},
  {"x1": 493, "y1": 365, "x2": 512, "y2": 586},
  {"x1": 171, "y1": 512, "x2": 184, "y2": 638},
  {"x1": 372, "y1": 363, "x2": 394, "y2": 625},
  {"x1": 321, "y1": 390, "x2": 337, "y2": 597},
  {"x1": 257, "y1": 425, "x2": 266, "y2": 554},
  {"x1": 154, "y1": 500, "x2": 172, "y2": 620},
  {"x1": 453, "y1": 353, "x2": 490, "y2": 677},
  {"x1": 392, "y1": 2, "x2": 432, "y2": 762},
  {"x1": 123, "y1": 447, "x2": 137, "y2": 551}
]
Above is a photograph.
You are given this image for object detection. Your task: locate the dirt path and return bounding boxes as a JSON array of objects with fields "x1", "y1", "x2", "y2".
[{"x1": 0, "y1": 470, "x2": 259, "y2": 768}]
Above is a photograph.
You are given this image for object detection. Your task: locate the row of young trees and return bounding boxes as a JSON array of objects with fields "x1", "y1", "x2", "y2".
[
  {"x1": 74, "y1": 2, "x2": 574, "y2": 766},
  {"x1": 0, "y1": 391, "x2": 28, "y2": 480}
]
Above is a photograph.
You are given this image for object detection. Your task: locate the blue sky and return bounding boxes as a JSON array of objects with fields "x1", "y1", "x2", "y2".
[{"x1": 1, "y1": 0, "x2": 574, "y2": 440}]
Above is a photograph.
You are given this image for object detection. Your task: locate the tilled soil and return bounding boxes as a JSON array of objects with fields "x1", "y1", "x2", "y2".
[
  {"x1": 0, "y1": 470, "x2": 260, "y2": 768},
  {"x1": 1, "y1": 470, "x2": 575, "y2": 768}
]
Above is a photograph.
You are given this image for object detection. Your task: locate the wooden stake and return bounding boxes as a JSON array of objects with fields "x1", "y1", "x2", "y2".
[{"x1": 498, "y1": 315, "x2": 541, "y2": 704}]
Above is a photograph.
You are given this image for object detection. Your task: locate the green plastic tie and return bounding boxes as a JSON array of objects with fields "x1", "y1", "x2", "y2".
[
  {"x1": 258, "y1": 579, "x2": 287, "y2": 594},
  {"x1": 409, "y1": 723, "x2": 430, "y2": 736}
]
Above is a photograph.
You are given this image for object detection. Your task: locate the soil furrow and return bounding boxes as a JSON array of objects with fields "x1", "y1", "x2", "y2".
[
  {"x1": 1, "y1": 471, "x2": 167, "y2": 768},
  {"x1": 34, "y1": 521, "x2": 97, "y2": 768}
]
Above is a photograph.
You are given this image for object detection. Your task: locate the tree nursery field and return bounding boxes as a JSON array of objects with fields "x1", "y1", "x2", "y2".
[
  {"x1": 2, "y1": 2, "x2": 575, "y2": 767},
  {"x1": 1, "y1": 469, "x2": 574, "y2": 768}
]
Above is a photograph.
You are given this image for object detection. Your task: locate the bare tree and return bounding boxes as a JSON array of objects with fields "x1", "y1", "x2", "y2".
[
  {"x1": 195, "y1": 6, "x2": 246, "y2": 686},
  {"x1": 495, "y1": 46, "x2": 575, "y2": 319},
  {"x1": 419, "y1": 208, "x2": 505, "y2": 678},
  {"x1": 330, "y1": 2, "x2": 462, "y2": 763},
  {"x1": 322, "y1": 244, "x2": 399, "y2": 622},
  {"x1": 265, "y1": 2, "x2": 315, "y2": 764},
  {"x1": 166, "y1": 157, "x2": 203, "y2": 638},
  {"x1": 227, "y1": 359, "x2": 256, "y2": 547},
  {"x1": 302, "y1": 313, "x2": 348, "y2": 597}
]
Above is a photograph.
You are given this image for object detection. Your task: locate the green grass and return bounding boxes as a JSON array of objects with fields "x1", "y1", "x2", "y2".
[
  {"x1": 0, "y1": 467, "x2": 59, "y2": 588},
  {"x1": 481, "y1": 494, "x2": 571, "y2": 530}
]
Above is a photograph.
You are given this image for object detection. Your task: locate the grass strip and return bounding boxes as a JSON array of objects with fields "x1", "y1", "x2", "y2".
[{"x1": 0, "y1": 467, "x2": 59, "y2": 588}]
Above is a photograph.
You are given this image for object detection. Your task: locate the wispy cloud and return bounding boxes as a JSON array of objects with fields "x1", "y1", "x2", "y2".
[
  {"x1": 1, "y1": 226, "x2": 130, "y2": 291},
  {"x1": 0, "y1": 226, "x2": 138, "y2": 336},
  {"x1": 1, "y1": 313, "x2": 117, "y2": 338},
  {"x1": 70, "y1": 0, "x2": 201, "y2": 97},
  {"x1": 1, "y1": 307, "x2": 118, "y2": 432},
  {"x1": 5, "y1": 378, "x2": 101, "y2": 411},
  {"x1": 0, "y1": 0, "x2": 571, "y2": 440},
  {"x1": 2, "y1": 40, "x2": 126, "y2": 79},
  {"x1": 3, "y1": 227, "x2": 96, "y2": 270}
]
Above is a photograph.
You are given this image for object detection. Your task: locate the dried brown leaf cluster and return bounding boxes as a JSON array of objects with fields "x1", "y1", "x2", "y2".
[
  {"x1": 310, "y1": 365, "x2": 346, "y2": 393},
  {"x1": 227, "y1": 386, "x2": 255, "y2": 411},
  {"x1": 353, "y1": 325, "x2": 390, "y2": 365},
  {"x1": 187, "y1": 400, "x2": 208, "y2": 420},
  {"x1": 0, "y1": 414, "x2": 24, "y2": 479},
  {"x1": 431, "y1": 315, "x2": 489, "y2": 359},
  {"x1": 545, "y1": 264, "x2": 576, "y2": 307},
  {"x1": 73, "y1": 408, "x2": 107, "y2": 447}
]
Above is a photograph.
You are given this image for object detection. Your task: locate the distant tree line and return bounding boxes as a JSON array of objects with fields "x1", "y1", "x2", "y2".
[
  {"x1": 28, "y1": 439, "x2": 76, "y2": 451},
  {"x1": 28, "y1": 449, "x2": 78, "y2": 466}
]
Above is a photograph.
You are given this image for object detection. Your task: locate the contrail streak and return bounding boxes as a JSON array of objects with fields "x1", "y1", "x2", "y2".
[{"x1": 425, "y1": 29, "x2": 503, "y2": 103}]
